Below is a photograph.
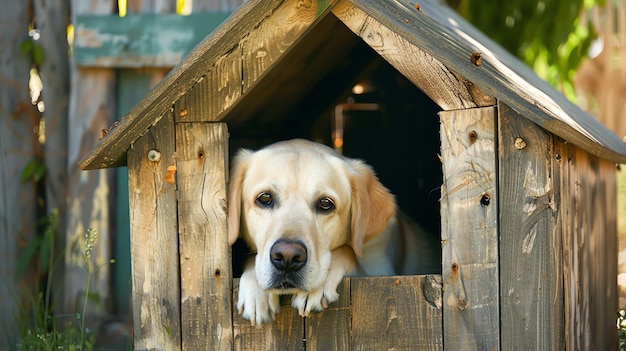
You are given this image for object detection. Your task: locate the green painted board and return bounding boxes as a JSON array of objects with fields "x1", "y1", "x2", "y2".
[{"x1": 74, "y1": 13, "x2": 231, "y2": 67}]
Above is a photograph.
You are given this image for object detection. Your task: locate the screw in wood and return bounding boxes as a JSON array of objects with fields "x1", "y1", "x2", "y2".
[
  {"x1": 514, "y1": 137, "x2": 527, "y2": 150},
  {"x1": 148, "y1": 149, "x2": 161, "y2": 162}
]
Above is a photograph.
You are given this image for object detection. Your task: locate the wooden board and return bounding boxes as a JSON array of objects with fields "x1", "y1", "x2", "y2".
[
  {"x1": 176, "y1": 123, "x2": 232, "y2": 350},
  {"x1": 65, "y1": 0, "x2": 117, "y2": 316},
  {"x1": 232, "y1": 276, "x2": 442, "y2": 350},
  {"x1": 74, "y1": 13, "x2": 231, "y2": 67},
  {"x1": 497, "y1": 103, "x2": 563, "y2": 349},
  {"x1": 127, "y1": 115, "x2": 181, "y2": 350},
  {"x1": 558, "y1": 141, "x2": 618, "y2": 350},
  {"x1": 439, "y1": 106, "x2": 499, "y2": 350}
]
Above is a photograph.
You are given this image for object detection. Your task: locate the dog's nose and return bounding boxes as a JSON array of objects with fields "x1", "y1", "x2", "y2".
[{"x1": 270, "y1": 240, "x2": 307, "y2": 272}]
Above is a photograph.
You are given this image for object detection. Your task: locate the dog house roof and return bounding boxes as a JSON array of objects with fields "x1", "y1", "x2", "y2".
[{"x1": 79, "y1": 0, "x2": 626, "y2": 170}]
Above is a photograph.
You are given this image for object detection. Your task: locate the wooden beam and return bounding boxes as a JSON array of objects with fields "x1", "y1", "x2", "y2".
[
  {"x1": 439, "y1": 106, "x2": 499, "y2": 349},
  {"x1": 74, "y1": 13, "x2": 230, "y2": 68}
]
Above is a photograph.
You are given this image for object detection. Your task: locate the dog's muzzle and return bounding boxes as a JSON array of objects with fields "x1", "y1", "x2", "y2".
[{"x1": 267, "y1": 239, "x2": 307, "y2": 289}]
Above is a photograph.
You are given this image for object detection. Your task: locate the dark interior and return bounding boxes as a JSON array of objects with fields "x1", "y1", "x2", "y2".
[{"x1": 226, "y1": 13, "x2": 442, "y2": 276}]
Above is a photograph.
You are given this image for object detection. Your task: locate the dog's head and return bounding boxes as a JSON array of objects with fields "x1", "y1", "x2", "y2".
[{"x1": 227, "y1": 139, "x2": 395, "y2": 292}]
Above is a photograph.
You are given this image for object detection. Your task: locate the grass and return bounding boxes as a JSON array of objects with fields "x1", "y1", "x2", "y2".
[{"x1": 13, "y1": 210, "x2": 114, "y2": 351}]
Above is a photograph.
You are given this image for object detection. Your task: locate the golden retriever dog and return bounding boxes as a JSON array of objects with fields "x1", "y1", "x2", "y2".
[{"x1": 228, "y1": 139, "x2": 435, "y2": 325}]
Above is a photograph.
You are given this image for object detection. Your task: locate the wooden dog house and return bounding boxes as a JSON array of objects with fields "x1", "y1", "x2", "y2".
[{"x1": 79, "y1": 0, "x2": 625, "y2": 349}]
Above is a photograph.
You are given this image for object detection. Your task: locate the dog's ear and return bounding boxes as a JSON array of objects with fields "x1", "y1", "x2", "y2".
[
  {"x1": 348, "y1": 159, "x2": 396, "y2": 257},
  {"x1": 227, "y1": 149, "x2": 252, "y2": 246}
]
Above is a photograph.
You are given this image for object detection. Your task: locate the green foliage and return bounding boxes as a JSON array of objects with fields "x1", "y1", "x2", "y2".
[
  {"x1": 20, "y1": 158, "x2": 46, "y2": 183},
  {"x1": 447, "y1": 0, "x2": 603, "y2": 101},
  {"x1": 13, "y1": 218, "x2": 114, "y2": 351},
  {"x1": 20, "y1": 39, "x2": 44, "y2": 66}
]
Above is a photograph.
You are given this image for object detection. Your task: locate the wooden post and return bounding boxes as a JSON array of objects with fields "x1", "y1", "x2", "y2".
[
  {"x1": 176, "y1": 123, "x2": 232, "y2": 350},
  {"x1": 439, "y1": 106, "x2": 499, "y2": 350},
  {"x1": 127, "y1": 115, "x2": 181, "y2": 349}
]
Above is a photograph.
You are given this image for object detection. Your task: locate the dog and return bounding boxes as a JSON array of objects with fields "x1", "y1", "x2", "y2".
[{"x1": 227, "y1": 139, "x2": 436, "y2": 325}]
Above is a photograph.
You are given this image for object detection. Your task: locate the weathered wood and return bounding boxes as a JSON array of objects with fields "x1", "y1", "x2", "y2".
[
  {"x1": 558, "y1": 141, "x2": 618, "y2": 350},
  {"x1": 66, "y1": 0, "x2": 116, "y2": 316},
  {"x1": 74, "y1": 13, "x2": 230, "y2": 68},
  {"x1": 127, "y1": 114, "x2": 181, "y2": 350},
  {"x1": 332, "y1": 2, "x2": 479, "y2": 111},
  {"x1": 439, "y1": 106, "x2": 499, "y2": 350},
  {"x1": 0, "y1": 1, "x2": 37, "y2": 346},
  {"x1": 305, "y1": 277, "x2": 351, "y2": 350},
  {"x1": 232, "y1": 282, "x2": 305, "y2": 351},
  {"x1": 176, "y1": 123, "x2": 232, "y2": 350},
  {"x1": 351, "y1": 276, "x2": 443, "y2": 351},
  {"x1": 174, "y1": 52, "x2": 242, "y2": 123},
  {"x1": 497, "y1": 103, "x2": 563, "y2": 349},
  {"x1": 34, "y1": 0, "x2": 71, "y2": 322},
  {"x1": 232, "y1": 276, "x2": 442, "y2": 350}
]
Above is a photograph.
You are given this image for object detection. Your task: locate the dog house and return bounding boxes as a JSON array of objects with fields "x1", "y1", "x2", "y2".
[{"x1": 79, "y1": 0, "x2": 625, "y2": 349}]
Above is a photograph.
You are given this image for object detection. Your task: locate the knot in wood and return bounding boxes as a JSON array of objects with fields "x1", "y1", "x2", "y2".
[
  {"x1": 468, "y1": 130, "x2": 478, "y2": 144},
  {"x1": 470, "y1": 51, "x2": 482, "y2": 66},
  {"x1": 480, "y1": 193, "x2": 491, "y2": 206}
]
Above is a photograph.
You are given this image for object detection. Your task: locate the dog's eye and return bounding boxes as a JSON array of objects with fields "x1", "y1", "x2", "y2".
[
  {"x1": 317, "y1": 197, "x2": 335, "y2": 212},
  {"x1": 256, "y1": 192, "x2": 274, "y2": 208}
]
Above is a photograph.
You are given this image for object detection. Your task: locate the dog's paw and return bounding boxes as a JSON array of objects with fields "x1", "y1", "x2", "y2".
[
  {"x1": 291, "y1": 285, "x2": 340, "y2": 317},
  {"x1": 237, "y1": 272, "x2": 281, "y2": 326}
]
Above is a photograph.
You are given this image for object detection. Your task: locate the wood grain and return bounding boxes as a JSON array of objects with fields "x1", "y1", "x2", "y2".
[
  {"x1": 127, "y1": 115, "x2": 181, "y2": 350},
  {"x1": 558, "y1": 141, "x2": 618, "y2": 350},
  {"x1": 497, "y1": 103, "x2": 563, "y2": 349},
  {"x1": 351, "y1": 276, "x2": 443, "y2": 351},
  {"x1": 439, "y1": 106, "x2": 499, "y2": 350},
  {"x1": 176, "y1": 122, "x2": 232, "y2": 350}
]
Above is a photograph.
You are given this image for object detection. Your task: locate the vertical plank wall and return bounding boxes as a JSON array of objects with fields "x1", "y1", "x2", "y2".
[
  {"x1": 498, "y1": 103, "x2": 563, "y2": 349},
  {"x1": 440, "y1": 106, "x2": 499, "y2": 350},
  {"x1": 127, "y1": 115, "x2": 180, "y2": 349},
  {"x1": 558, "y1": 139, "x2": 618, "y2": 349}
]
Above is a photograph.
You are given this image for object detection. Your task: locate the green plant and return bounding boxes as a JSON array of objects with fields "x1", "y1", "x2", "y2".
[
  {"x1": 14, "y1": 218, "x2": 114, "y2": 351},
  {"x1": 618, "y1": 307, "x2": 626, "y2": 350}
]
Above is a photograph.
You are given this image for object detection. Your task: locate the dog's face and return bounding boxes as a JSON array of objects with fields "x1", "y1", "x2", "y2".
[{"x1": 228, "y1": 139, "x2": 395, "y2": 293}]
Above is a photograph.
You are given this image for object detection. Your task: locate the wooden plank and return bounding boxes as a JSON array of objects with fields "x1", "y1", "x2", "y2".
[
  {"x1": 305, "y1": 278, "x2": 351, "y2": 350},
  {"x1": 351, "y1": 276, "x2": 443, "y2": 351},
  {"x1": 127, "y1": 114, "x2": 181, "y2": 350},
  {"x1": 232, "y1": 281, "x2": 305, "y2": 351},
  {"x1": 439, "y1": 106, "x2": 499, "y2": 350},
  {"x1": 74, "y1": 13, "x2": 231, "y2": 67},
  {"x1": 497, "y1": 103, "x2": 563, "y2": 349},
  {"x1": 174, "y1": 52, "x2": 242, "y2": 123},
  {"x1": 0, "y1": 1, "x2": 37, "y2": 346},
  {"x1": 232, "y1": 276, "x2": 442, "y2": 350},
  {"x1": 332, "y1": 2, "x2": 480, "y2": 111},
  {"x1": 79, "y1": 0, "x2": 338, "y2": 170},
  {"x1": 66, "y1": 0, "x2": 116, "y2": 316},
  {"x1": 559, "y1": 142, "x2": 618, "y2": 350},
  {"x1": 176, "y1": 123, "x2": 232, "y2": 350},
  {"x1": 241, "y1": 0, "x2": 338, "y2": 92}
]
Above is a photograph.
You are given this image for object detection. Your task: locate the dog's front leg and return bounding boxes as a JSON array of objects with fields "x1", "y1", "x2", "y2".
[
  {"x1": 237, "y1": 258, "x2": 281, "y2": 326},
  {"x1": 291, "y1": 245, "x2": 357, "y2": 317}
]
